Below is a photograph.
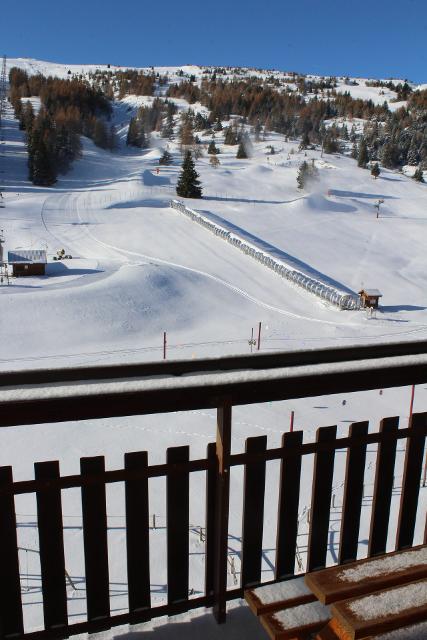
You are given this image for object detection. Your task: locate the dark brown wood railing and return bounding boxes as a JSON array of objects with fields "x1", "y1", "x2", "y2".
[{"x1": 0, "y1": 341, "x2": 426, "y2": 639}]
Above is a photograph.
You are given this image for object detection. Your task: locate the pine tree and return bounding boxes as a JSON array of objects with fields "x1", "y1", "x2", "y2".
[
  {"x1": 296, "y1": 160, "x2": 319, "y2": 189},
  {"x1": 128, "y1": 117, "x2": 148, "y2": 148},
  {"x1": 371, "y1": 162, "x2": 381, "y2": 179},
  {"x1": 299, "y1": 131, "x2": 310, "y2": 150},
  {"x1": 213, "y1": 117, "x2": 223, "y2": 132},
  {"x1": 351, "y1": 142, "x2": 358, "y2": 159},
  {"x1": 161, "y1": 112, "x2": 175, "y2": 139},
  {"x1": 176, "y1": 151, "x2": 202, "y2": 198},
  {"x1": 407, "y1": 142, "x2": 419, "y2": 166},
  {"x1": 357, "y1": 137, "x2": 369, "y2": 168},
  {"x1": 297, "y1": 161, "x2": 309, "y2": 189},
  {"x1": 236, "y1": 141, "x2": 248, "y2": 158},
  {"x1": 159, "y1": 149, "x2": 172, "y2": 165},
  {"x1": 223, "y1": 126, "x2": 238, "y2": 145},
  {"x1": 381, "y1": 142, "x2": 398, "y2": 169},
  {"x1": 253, "y1": 120, "x2": 262, "y2": 142},
  {"x1": 208, "y1": 139, "x2": 219, "y2": 154},
  {"x1": 20, "y1": 101, "x2": 34, "y2": 132},
  {"x1": 32, "y1": 140, "x2": 56, "y2": 186},
  {"x1": 413, "y1": 166, "x2": 425, "y2": 183}
]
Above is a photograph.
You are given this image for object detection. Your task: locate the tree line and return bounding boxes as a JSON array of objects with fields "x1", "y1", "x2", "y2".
[{"x1": 9, "y1": 68, "x2": 114, "y2": 185}]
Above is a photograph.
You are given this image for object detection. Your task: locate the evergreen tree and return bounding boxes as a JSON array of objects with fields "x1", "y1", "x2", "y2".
[
  {"x1": 223, "y1": 126, "x2": 238, "y2": 145},
  {"x1": 299, "y1": 131, "x2": 310, "y2": 150},
  {"x1": 351, "y1": 142, "x2": 358, "y2": 159},
  {"x1": 297, "y1": 161, "x2": 309, "y2": 189},
  {"x1": 126, "y1": 117, "x2": 148, "y2": 148},
  {"x1": 194, "y1": 112, "x2": 209, "y2": 131},
  {"x1": 32, "y1": 140, "x2": 56, "y2": 186},
  {"x1": 20, "y1": 101, "x2": 34, "y2": 132},
  {"x1": 297, "y1": 160, "x2": 319, "y2": 189},
  {"x1": 357, "y1": 137, "x2": 369, "y2": 168},
  {"x1": 213, "y1": 117, "x2": 223, "y2": 132},
  {"x1": 236, "y1": 141, "x2": 248, "y2": 158},
  {"x1": 28, "y1": 110, "x2": 57, "y2": 186},
  {"x1": 208, "y1": 139, "x2": 219, "y2": 154},
  {"x1": 323, "y1": 132, "x2": 340, "y2": 154},
  {"x1": 407, "y1": 142, "x2": 419, "y2": 166},
  {"x1": 381, "y1": 142, "x2": 399, "y2": 169},
  {"x1": 127, "y1": 117, "x2": 138, "y2": 146},
  {"x1": 159, "y1": 149, "x2": 172, "y2": 165},
  {"x1": 371, "y1": 162, "x2": 381, "y2": 179},
  {"x1": 176, "y1": 151, "x2": 202, "y2": 198},
  {"x1": 413, "y1": 166, "x2": 425, "y2": 183},
  {"x1": 253, "y1": 120, "x2": 262, "y2": 141},
  {"x1": 161, "y1": 112, "x2": 175, "y2": 139}
]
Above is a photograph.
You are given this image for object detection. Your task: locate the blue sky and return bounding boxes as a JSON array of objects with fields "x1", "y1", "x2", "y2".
[{"x1": 4, "y1": 0, "x2": 427, "y2": 82}]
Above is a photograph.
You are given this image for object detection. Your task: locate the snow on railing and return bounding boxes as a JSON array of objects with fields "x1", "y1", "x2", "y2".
[{"x1": 170, "y1": 199, "x2": 360, "y2": 310}]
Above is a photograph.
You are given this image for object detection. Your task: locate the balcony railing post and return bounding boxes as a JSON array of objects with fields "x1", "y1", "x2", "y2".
[{"x1": 213, "y1": 399, "x2": 232, "y2": 624}]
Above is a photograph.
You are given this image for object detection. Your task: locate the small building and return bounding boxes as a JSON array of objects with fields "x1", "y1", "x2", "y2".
[
  {"x1": 8, "y1": 250, "x2": 47, "y2": 277},
  {"x1": 358, "y1": 288, "x2": 383, "y2": 309}
]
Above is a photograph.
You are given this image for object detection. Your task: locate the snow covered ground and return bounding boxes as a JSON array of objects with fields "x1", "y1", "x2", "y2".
[{"x1": 0, "y1": 59, "x2": 426, "y2": 635}]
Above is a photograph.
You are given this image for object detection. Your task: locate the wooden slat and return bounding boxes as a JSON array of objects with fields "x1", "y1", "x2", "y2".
[
  {"x1": 260, "y1": 601, "x2": 331, "y2": 640},
  {"x1": 307, "y1": 426, "x2": 337, "y2": 572},
  {"x1": 339, "y1": 422, "x2": 369, "y2": 565},
  {"x1": 0, "y1": 466, "x2": 24, "y2": 638},
  {"x1": 213, "y1": 401, "x2": 232, "y2": 623},
  {"x1": 241, "y1": 436, "x2": 267, "y2": 588},
  {"x1": 124, "y1": 451, "x2": 150, "y2": 614},
  {"x1": 396, "y1": 412, "x2": 427, "y2": 550},
  {"x1": 304, "y1": 544, "x2": 427, "y2": 604},
  {"x1": 35, "y1": 461, "x2": 68, "y2": 630},
  {"x1": 205, "y1": 442, "x2": 217, "y2": 597},
  {"x1": 81, "y1": 456, "x2": 110, "y2": 621},
  {"x1": 3, "y1": 346, "x2": 427, "y2": 429},
  {"x1": 275, "y1": 431, "x2": 304, "y2": 580},
  {"x1": 245, "y1": 576, "x2": 316, "y2": 616},
  {"x1": 368, "y1": 417, "x2": 399, "y2": 557},
  {"x1": 330, "y1": 578, "x2": 427, "y2": 639},
  {"x1": 167, "y1": 446, "x2": 189, "y2": 606}
]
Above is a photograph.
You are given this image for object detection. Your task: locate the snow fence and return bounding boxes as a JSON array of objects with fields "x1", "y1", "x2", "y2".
[{"x1": 170, "y1": 200, "x2": 360, "y2": 310}]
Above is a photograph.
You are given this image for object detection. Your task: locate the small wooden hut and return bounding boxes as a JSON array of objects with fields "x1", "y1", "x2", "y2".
[
  {"x1": 358, "y1": 288, "x2": 382, "y2": 309},
  {"x1": 8, "y1": 250, "x2": 47, "y2": 277}
]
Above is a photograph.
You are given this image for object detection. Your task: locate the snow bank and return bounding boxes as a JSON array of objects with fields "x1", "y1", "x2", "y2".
[{"x1": 170, "y1": 200, "x2": 360, "y2": 310}]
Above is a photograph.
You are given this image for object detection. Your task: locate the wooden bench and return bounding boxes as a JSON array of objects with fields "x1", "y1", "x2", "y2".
[{"x1": 305, "y1": 545, "x2": 427, "y2": 605}]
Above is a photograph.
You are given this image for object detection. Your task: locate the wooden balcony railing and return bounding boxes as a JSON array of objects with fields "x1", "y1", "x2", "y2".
[{"x1": 0, "y1": 340, "x2": 426, "y2": 640}]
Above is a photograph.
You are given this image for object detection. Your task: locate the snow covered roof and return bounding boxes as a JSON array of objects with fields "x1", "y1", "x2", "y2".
[
  {"x1": 8, "y1": 250, "x2": 47, "y2": 264},
  {"x1": 359, "y1": 289, "x2": 383, "y2": 297}
]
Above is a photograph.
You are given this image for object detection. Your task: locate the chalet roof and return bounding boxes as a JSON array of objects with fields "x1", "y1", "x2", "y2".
[
  {"x1": 8, "y1": 250, "x2": 47, "y2": 264},
  {"x1": 359, "y1": 289, "x2": 382, "y2": 297}
]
